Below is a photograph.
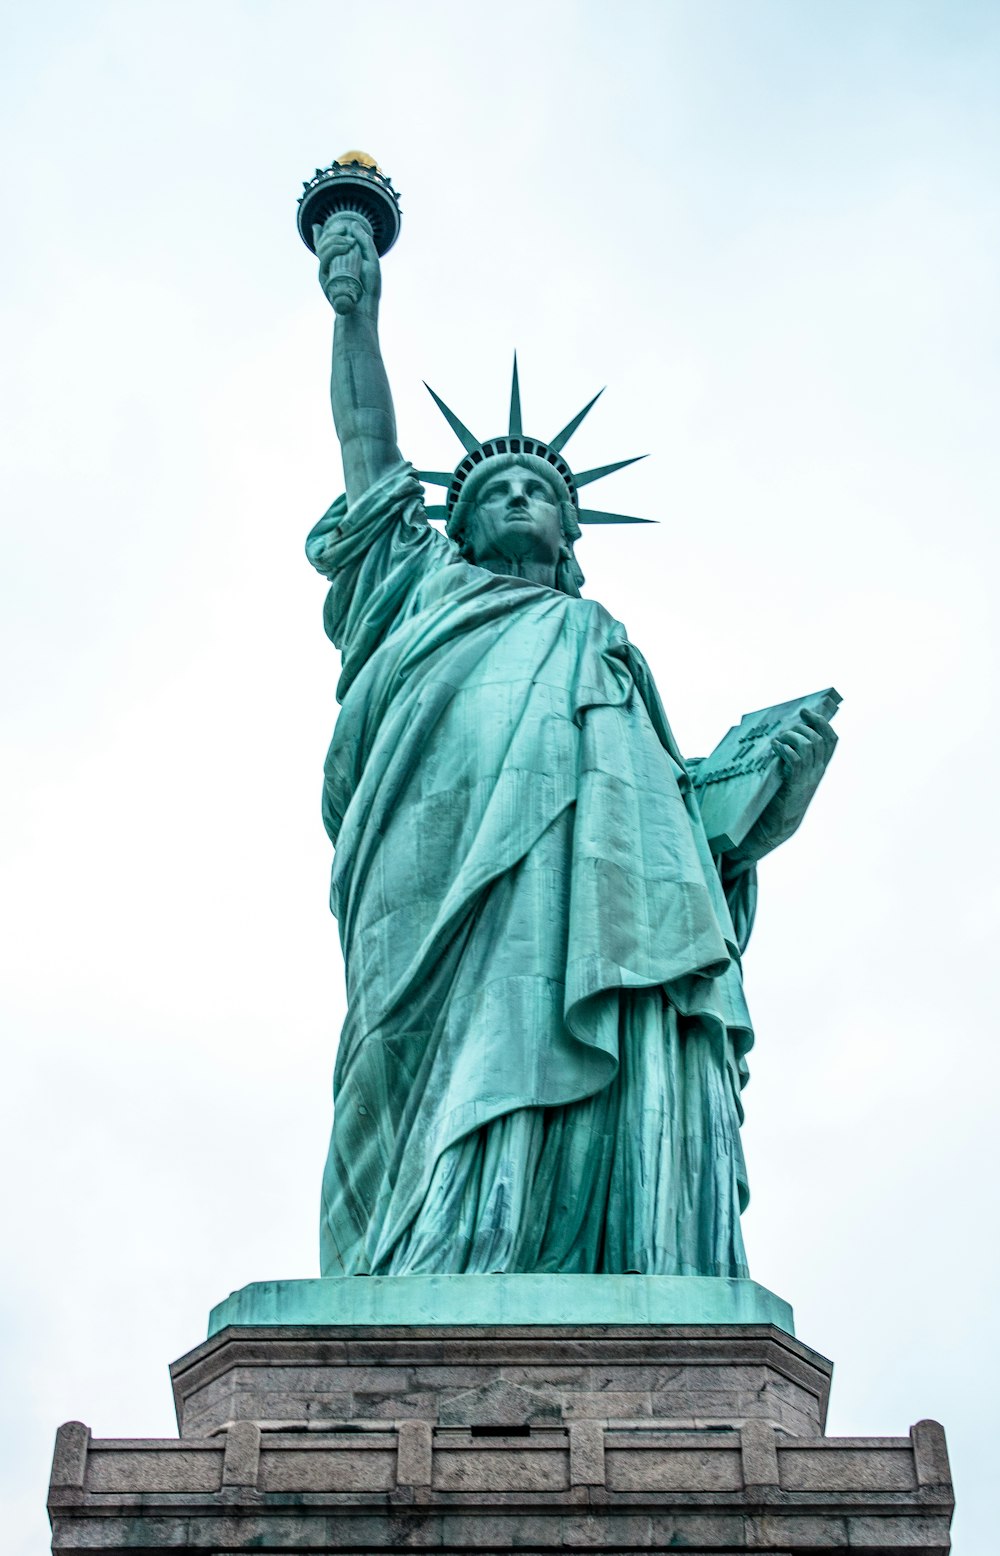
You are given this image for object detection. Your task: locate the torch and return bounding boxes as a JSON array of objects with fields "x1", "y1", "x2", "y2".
[{"x1": 296, "y1": 152, "x2": 402, "y2": 315}]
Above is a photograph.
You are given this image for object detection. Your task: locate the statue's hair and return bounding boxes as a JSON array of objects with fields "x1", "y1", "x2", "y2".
[{"x1": 446, "y1": 453, "x2": 585, "y2": 598}]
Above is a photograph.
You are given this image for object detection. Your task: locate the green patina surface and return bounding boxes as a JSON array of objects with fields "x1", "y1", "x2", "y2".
[
  {"x1": 209, "y1": 1274, "x2": 794, "y2": 1336},
  {"x1": 295, "y1": 205, "x2": 838, "y2": 1286}
]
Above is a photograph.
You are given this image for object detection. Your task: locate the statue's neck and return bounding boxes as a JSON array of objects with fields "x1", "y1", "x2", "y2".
[{"x1": 474, "y1": 555, "x2": 559, "y2": 590}]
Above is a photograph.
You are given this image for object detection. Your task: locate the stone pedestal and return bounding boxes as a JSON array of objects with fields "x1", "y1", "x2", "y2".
[{"x1": 48, "y1": 1279, "x2": 954, "y2": 1553}]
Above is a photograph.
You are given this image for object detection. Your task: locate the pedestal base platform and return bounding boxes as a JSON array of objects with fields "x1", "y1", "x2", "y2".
[
  {"x1": 208, "y1": 1272, "x2": 795, "y2": 1335},
  {"x1": 49, "y1": 1281, "x2": 953, "y2": 1553}
]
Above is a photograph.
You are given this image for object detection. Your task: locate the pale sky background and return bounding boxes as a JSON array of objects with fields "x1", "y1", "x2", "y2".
[{"x1": 2, "y1": 1, "x2": 998, "y2": 1550}]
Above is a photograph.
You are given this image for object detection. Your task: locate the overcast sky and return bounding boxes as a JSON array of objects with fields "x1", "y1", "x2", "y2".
[{"x1": 2, "y1": 1, "x2": 998, "y2": 1550}]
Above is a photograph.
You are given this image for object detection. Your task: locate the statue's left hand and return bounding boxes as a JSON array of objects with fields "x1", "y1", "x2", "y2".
[{"x1": 737, "y1": 707, "x2": 838, "y2": 861}]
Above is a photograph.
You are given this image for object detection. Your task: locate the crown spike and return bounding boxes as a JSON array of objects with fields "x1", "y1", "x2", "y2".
[
  {"x1": 574, "y1": 454, "x2": 647, "y2": 489},
  {"x1": 423, "y1": 383, "x2": 480, "y2": 454},
  {"x1": 578, "y1": 508, "x2": 656, "y2": 525},
  {"x1": 508, "y1": 353, "x2": 523, "y2": 437},
  {"x1": 549, "y1": 389, "x2": 605, "y2": 454},
  {"x1": 416, "y1": 470, "x2": 454, "y2": 488}
]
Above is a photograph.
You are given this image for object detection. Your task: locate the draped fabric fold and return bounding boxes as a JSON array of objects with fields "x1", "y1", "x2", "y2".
[{"x1": 306, "y1": 463, "x2": 756, "y2": 1278}]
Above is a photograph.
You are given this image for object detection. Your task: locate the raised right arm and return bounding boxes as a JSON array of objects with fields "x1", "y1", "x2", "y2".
[{"x1": 315, "y1": 214, "x2": 401, "y2": 507}]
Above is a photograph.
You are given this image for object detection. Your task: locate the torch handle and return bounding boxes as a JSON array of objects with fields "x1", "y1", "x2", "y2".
[{"x1": 323, "y1": 209, "x2": 373, "y2": 316}]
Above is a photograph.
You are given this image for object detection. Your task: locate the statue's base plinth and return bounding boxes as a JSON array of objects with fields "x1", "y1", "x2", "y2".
[
  {"x1": 208, "y1": 1271, "x2": 795, "y2": 1335},
  {"x1": 48, "y1": 1278, "x2": 954, "y2": 1553},
  {"x1": 182, "y1": 1282, "x2": 819, "y2": 1440}
]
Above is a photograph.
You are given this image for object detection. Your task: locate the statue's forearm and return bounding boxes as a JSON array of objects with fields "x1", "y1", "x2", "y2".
[{"x1": 331, "y1": 312, "x2": 401, "y2": 505}]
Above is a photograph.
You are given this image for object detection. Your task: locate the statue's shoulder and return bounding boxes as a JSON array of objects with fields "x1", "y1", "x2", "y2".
[{"x1": 571, "y1": 592, "x2": 629, "y2": 642}]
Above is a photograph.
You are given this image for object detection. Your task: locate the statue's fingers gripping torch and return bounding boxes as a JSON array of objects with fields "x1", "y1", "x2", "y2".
[{"x1": 297, "y1": 150, "x2": 402, "y2": 315}]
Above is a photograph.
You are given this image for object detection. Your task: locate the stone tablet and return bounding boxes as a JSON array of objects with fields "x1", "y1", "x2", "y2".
[{"x1": 691, "y1": 688, "x2": 842, "y2": 853}]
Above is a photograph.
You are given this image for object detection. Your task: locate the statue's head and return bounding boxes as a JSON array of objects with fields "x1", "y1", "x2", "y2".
[
  {"x1": 423, "y1": 361, "x2": 649, "y2": 583},
  {"x1": 447, "y1": 453, "x2": 584, "y2": 597}
]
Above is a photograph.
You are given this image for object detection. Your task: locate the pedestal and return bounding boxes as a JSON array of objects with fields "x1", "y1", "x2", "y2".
[{"x1": 48, "y1": 1277, "x2": 954, "y2": 1553}]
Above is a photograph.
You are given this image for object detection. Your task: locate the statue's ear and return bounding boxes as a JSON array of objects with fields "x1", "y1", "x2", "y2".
[{"x1": 449, "y1": 501, "x2": 472, "y2": 555}]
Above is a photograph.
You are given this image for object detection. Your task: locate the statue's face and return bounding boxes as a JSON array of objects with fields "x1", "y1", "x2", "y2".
[{"x1": 463, "y1": 463, "x2": 565, "y2": 573}]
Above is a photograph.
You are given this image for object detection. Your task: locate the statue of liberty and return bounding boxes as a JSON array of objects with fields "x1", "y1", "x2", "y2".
[{"x1": 305, "y1": 208, "x2": 837, "y2": 1282}]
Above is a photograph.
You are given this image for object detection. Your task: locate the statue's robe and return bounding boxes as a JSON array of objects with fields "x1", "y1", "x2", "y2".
[{"x1": 306, "y1": 463, "x2": 757, "y2": 1278}]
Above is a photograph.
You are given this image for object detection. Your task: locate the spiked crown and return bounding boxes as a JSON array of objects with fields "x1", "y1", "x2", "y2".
[{"x1": 418, "y1": 357, "x2": 652, "y2": 527}]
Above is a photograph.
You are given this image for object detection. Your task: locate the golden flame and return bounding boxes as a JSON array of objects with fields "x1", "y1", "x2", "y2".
[{"x1": 336, "y1": 150, "x2": 380, "y2": 172}]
